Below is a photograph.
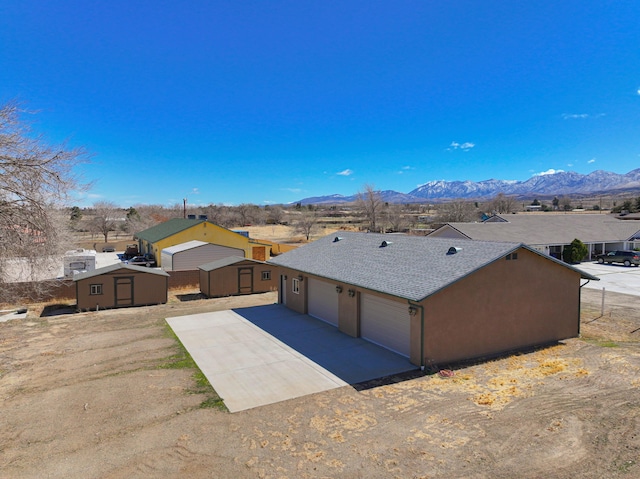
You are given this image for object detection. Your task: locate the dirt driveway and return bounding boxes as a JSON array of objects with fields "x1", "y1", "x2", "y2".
[{"x1": 1, "y1": 289, "x2": 639, "y2": 479}]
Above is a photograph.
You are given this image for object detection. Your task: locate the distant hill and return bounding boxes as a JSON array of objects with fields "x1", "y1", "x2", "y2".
[{"x1": 295, "y1": 169, "x2": 640, "y2": 205}]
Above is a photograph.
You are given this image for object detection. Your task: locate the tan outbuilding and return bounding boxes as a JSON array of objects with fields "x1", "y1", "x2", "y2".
[
  {"x1": 269, "y1": 232, "x2": 599, "y2": 368},
  {"x1": 199, "y1": 256, "x2": 278, "y2": 298},
  {"x1": 74, "y1": 263, "x2": 169, "y2": 311}
]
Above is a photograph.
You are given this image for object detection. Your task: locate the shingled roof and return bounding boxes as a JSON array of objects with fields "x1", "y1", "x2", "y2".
[
  {"x1": 199, "y1": 256, "x2": 267, "y2": 272},
  {"x1": 433, "y1": 213, "x2": 640, "y2": 245},
  {"x1": 268, "y1": 232, "x2": 597, "y2": 302},
  {"x1": 73, "y1": 263, "x2": 169, "y2": 281}
]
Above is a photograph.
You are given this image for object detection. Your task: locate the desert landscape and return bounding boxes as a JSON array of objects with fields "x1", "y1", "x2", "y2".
[{"x1": 1, "y1": 284, "x2": 639, "y2": 478}]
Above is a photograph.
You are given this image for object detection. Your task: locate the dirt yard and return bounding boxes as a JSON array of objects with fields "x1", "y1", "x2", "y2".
[{"x1": 1, "y1": 288, "x2": 639, "y2": 479}]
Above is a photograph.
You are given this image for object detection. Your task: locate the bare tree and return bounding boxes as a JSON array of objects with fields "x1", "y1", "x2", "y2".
[
  {"x1": 236, "y1": 203, "x2": 259, "y2": 226},
  {"x1": 0, "y1": 102, "x2": 87, "y2": 302},
  {"x1": 435, "y1": 200, "x2": 477, "y2": 223},
  {"x1": 293, "y1": 210, "x2": 319, "y2": 241},
  {"x1": 487, "y1": 193, "x2": 517, "y2": 214},
  {"x1": 90, "y1": 201, "x2": 120, "y2": 243},
  {"x1": 357, "y1": 184, "x2": 385, "y2": 232},
  {"x1": 384, "y1": 204, "x2": 409, "y2": 232},
  {"x1": 265, "y1": 205, "x2": 285, "y2": 225}
]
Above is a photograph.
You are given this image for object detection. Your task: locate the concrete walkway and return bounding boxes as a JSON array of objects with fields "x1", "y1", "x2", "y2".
[{"x1": 167, "y1": 304, "x2": 414, "y2": 412}]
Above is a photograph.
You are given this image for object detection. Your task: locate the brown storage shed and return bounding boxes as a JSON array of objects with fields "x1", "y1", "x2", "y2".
[
  {"x1": 269, "y1": 232, "x2": 599, "y2": 368},
  {"x1": 199, "y1": 256, "x2": 278, "y2": 298},
  {"x1": 74, "y1": 263, "x2": 169, "y2": 311}
]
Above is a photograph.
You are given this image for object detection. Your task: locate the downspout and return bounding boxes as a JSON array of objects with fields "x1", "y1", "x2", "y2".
[
  {"x1": 578, "y1": 279, "x2": 591, "y2": 334},
  {"x1": 409, "y1": 301, "x2": 425, "y2": 370}
]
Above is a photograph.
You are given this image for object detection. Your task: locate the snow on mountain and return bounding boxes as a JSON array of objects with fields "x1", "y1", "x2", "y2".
[{"x1": 294, "y1": 169, "x2": 640, "y2": 205}]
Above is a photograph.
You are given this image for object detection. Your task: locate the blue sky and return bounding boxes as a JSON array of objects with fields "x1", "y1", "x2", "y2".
[{"x1": 2, "y1": 1, "x2": 639, "y2": 207}]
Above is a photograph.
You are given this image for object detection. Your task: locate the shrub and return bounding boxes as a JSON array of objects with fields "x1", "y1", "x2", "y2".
[{"x1": 563, "y1": 238, "x2": 588, "y2": 263}]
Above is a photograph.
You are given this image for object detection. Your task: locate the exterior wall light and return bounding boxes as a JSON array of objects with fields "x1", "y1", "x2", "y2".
[
  {"x1": 348, "y1": 289, "x2": 356, "y2": 297},
  {"x1": 336, "y1": 285, "x2": 343, "y2": 293},
  {"x1": 298, "y1": 274, "x2": 304, "y2": 281},
  {"x1": 408, "y1": 306, "x2": 418, "y2": 316}
]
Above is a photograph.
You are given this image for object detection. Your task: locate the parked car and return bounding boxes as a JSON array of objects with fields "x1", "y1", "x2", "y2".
[
  {"x1": 596, "y1": 250, "x2": 640, "y2": 267},
  {"x1": 127, "y1": 254, "x2": 156, "y2": 267}
]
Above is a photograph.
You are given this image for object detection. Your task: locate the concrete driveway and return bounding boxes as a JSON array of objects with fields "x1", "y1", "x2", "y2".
[
  {"x1": 578, "y1": 261, "x2": 640, "y2": 297},
  {"x1": 167, "y1": 304, "x2": 415, "y2": 412}
]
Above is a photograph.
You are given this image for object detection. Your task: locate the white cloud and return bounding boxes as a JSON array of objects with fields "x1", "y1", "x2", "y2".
[
  {"x1": 562, "y1": 113, "x2": 605, "y2": 120},
  {"x1": 448, "y1": 141, "x2": 475, "y2": 151},
  {"x1": 562, "y1": 113, "x2": 589, "y2": 119},
  {"x1": 534, "y1": 168, "x2": 564, "y2": 176},
  {"x1": 282, "y1": 187, "x2": 302, "y2": 194},
  {"x1": 337, "y1": 169, "x2": 353, "y2": 176},
  {"x1": 192, "y1": 187, "x2": 200, "y2": 194},
  {"x1": 588, "y1": 158, "x2": 596, "y2": 164},
  {"x1": 567, "y1": 163, "x2": 573, "y2": 167}
]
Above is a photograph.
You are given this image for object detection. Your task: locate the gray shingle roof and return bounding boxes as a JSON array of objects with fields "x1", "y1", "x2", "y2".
[
  {"x1": 433, "y1": 213, "x2": 640, "y2": 245},
  {"x1": 73, "y1": 263, "x2": 169, "y2": 281},
  {"x1": 268, "y1": 232, "x2": 596, "y2": 302}
]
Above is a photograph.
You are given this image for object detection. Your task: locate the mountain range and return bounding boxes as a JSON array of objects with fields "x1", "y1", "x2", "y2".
[{"x1": 296, "y1": 169, "x2": 640, "y2": 205}]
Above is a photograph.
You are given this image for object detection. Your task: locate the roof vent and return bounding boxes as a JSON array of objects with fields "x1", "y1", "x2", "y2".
[
  {"x1": 447, "y1": 246, "x2": 462, "y2": 255},
  {"x1": 380, "y1": 240, "x2": 393, "y2": 248},
  {"x1": 333, "y1": 236, "x2": 343, "y2": 243}
]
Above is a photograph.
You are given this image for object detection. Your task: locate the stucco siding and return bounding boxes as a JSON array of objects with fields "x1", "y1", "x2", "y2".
[
  {"x1": 421, "y1": 247, "x2": 580, "y2": 365},
  {"x1": 279, "y1": 267, "x2": 307, "y2": 314}
]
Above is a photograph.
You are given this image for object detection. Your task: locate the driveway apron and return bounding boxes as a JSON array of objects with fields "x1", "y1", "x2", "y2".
[{"x1": 167, "y1": 304, "x2": 414, "y2": 412}]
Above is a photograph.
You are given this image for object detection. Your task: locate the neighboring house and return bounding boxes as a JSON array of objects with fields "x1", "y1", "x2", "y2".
[
  {"x1": 268, "y1": 232, "x2": 598, "y2": 368},
  {"x1": 134, "y1": 218, "x2": 272, "y2": 267},
  {"x1": 161, "y1": 240, "x2": 244, "y2": 271},
  {"x1": 74, "y1": 263, "x2": 169, "y2": 311},
  {"x1": 429, "y1": 213, "x2": 640, "y2": 260},
  {"x1": 199, "y1": 256, "x2": 278, "y2": 298}
]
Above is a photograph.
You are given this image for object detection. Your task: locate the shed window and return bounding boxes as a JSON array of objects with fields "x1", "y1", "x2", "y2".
[
  {"x1": 506, "y1": 253, "x2": 518, "y2": 261},
  {"x1": 292, "y1": 278, "x2": 300, "y2": 294},
  {"x1": 90, "y1": 284, "x2": 103, "y2": 295},
  {"x1": 261, "y1": 270, "x2": 271, "y2": 281}
]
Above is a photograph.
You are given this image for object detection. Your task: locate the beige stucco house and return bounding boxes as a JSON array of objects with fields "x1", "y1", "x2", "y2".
[{"x1": 268, "y1": 232, "x2": 598, "y2": 368}]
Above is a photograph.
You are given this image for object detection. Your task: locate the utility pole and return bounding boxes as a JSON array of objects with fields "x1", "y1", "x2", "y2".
[{"x1": 183, "y1": 198, "x2": 187, "y2": 218}]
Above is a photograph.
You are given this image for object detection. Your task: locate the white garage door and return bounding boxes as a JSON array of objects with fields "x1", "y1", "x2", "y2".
[
  {"x1": 361, "y1": 293, "x2": 410, "y2": 357},
  {"x1": 308, "y1": 278, "x2": 339, "y2": 326}
]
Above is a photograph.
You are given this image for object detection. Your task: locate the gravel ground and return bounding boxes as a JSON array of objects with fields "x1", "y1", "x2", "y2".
[{"x1": 1, "y1": 288, "x2": 639, "y2": 479}]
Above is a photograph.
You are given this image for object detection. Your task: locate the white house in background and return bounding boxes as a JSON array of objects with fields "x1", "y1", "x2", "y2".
[{"x1": 429, "y1": 213, "x2": 640, "y2": 260}]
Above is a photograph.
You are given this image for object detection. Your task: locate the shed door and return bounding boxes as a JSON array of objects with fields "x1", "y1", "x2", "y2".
[
  {"x1": 307, "y1": 278, "x2": 339, "y2": 326},
  {"x1": 252, "y1": 247, "x2": 266, "y2": 261},
  {"x1": 360, "y1": 293, "x2": 410, "y2": 357},
  {"x1": 114, "y1": 277, "x2": 134, "y2": 307},
  {"x1": 238, "y1": 268, "x2": 253, "y2": 294}
]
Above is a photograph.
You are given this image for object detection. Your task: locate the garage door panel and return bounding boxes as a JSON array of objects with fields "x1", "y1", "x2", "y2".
[
  {"x1": 361, "y1": 294, "x2": 410, "y2": 357},
  {"x1": 308, "y1": 278, "x2": 339, "y2": 326}
]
